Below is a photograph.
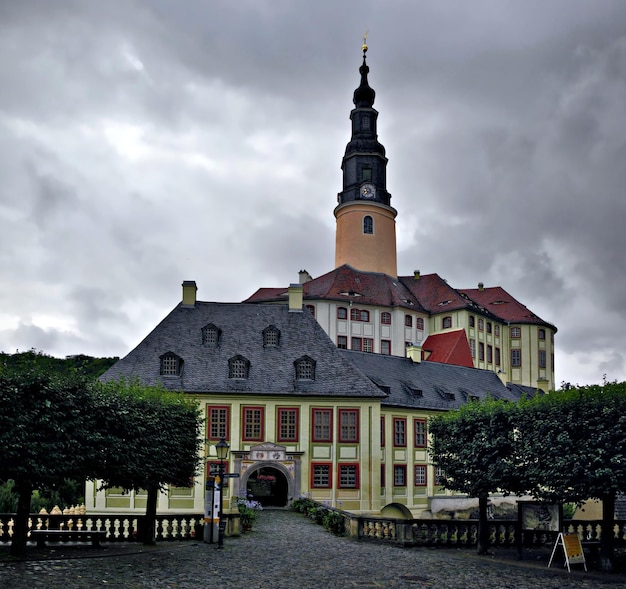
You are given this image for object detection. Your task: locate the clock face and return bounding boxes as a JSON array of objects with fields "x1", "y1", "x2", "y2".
[{"x1": 360, "y1": 183, "x2": 376, "y2": 199}]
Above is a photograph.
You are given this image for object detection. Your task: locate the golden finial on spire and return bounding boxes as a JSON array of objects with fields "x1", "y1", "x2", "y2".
[{"x1": 362, "y1": 31, "x2": 369, "y2": 54}]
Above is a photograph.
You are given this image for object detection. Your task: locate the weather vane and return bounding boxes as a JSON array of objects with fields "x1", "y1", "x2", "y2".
[{"x1": 362, "y1": 31, "x2": 369, "y2": 54}]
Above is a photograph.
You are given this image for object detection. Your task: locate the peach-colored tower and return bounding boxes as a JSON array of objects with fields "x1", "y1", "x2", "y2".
[{"x1": 334, "y1": 43, "x2": 398, "y2": 277}]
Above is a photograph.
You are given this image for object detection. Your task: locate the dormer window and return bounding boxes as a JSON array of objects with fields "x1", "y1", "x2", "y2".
[
  {"x1": 160, "y1": 352, "x2": 183, "y2": 376},
  {"x1": 202, "y1": 324, "x2": 221, "y2": 346},
  {"x1": 229, "y1": 355, "x2": 250, "y2": 379},
  {"x1": 295, "y1": 356, "x2": 316, "y2": 381},
  {"x1": 263, "y1": 325, "x2": 281, "y2": 347}
]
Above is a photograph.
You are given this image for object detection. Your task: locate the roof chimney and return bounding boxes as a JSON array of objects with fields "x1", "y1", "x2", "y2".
[
  {"x1": 478, "y1": 282, "x2": 484, "y2": 291},
  {"x1": 406, "y1": 342, "x2": 422, "y2": 363},
  {"x1": 182, "y1": 280, "x2": 197, "y2": 307},
  {"x1": 299, "y1": 269, "x2": 313, "y2": 284},
  {"x1": 288, "y1": 283, "x2": 303, "y2": 312},
  {"x1": 413, "y1": 270, "x2": 421, "y2": 280}
]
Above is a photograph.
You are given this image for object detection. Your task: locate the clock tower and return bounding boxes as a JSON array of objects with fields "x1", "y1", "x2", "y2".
[{"x1": 334, "y1": 42, "x2": 398, "y2": 277}]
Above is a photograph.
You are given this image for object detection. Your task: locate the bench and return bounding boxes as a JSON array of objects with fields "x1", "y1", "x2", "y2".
[{"x1": 30, "y1": 529, "x2": 107, "y2": 548}]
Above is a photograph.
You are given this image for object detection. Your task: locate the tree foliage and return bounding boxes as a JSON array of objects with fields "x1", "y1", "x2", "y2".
[
  {"x1": 0, "y1": 350, "x2": 118, "y2": 380},
  {"x1": 429, "y1": 398, "x2": 521, "y2": 554},
  {"x1": 0, "y1": 367, "x2": 203, "y2": 555}
]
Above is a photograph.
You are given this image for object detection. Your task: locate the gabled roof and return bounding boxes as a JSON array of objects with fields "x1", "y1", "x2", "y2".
[
  {"x1": 460, "y1": 286, "x2": 556, "y2": 330},
  {"x1": 398, "y1": 273, "x2": 470, "y2": 314},
  {"x1": 100, "y1": 302, "x2": 385, "y2": 399},
  {"x1": 340, "y1": 350, "x2": 523, "y2": 411},
  {"x1": 422, "y1": 330, "x2": 474, "y2": 368}
]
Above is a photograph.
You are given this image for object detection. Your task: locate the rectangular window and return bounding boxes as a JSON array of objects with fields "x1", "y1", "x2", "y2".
[
  {"x1": 311, "y1": 463, "x2": 332, "y2": 488},
  {"x1": 487, "y1": 345, "x2": 493, "y2": 364},
  {"x1": 414, "y1": 419, "x2": 427, "y2": 447},
  {"x1": 337, "y1": 336, "x2": 347, "y2": 349},
  {"x1": 494, "y1": 325, "x2": 500, "y2": 337},
  {"x1": 337, "y1": 307, "x2": 348, "y2": 319},
  {"x1": 478, "y1": 318, "x2": 484, "y2": 331},
  {"x1": 478, "y1": 342, "x2": 485, "y2": 361},
  {"x1": 351, "y1": 337, "x2": 362, "y2": 351},
  {"x1": 469, "y1": 315, "x2": 475, "y2": 327},
  {"x1": 405, "y1": 315, "x2": 413, "y2": 327},
  {"x1": 242, "y1": 406, "x2": 264, "y2": 441},
  {"x1": 380, "y1": 416, "x2": 385, "y2": 447},
  {"x1": 495, "y1": 347, "x2": 501, "y2": 366},
  {"x1": 469, "y1": 338, "x2": 476, "y2": 358},
  {"x1": 339, "y1": 409, "x2": 359, "y2": 443},
  {"x1": 486, "y1": 322, "x2": 492, "y2": 334},
  {"x1": 380, "y1": 464, "x2": 386, "y2": 488},
  {"x1": 338, "y1": 464, "x2": 359, "y2": 488},
  {"x1": 538, "y1": 328, "x2": 546, "y2": 340},
  {"x1": 510, "y1": 326, "x2": 521, "y2": 338},
  {"x1": 393, "y1": 465, "x2": 407, "y2": 487},
  {"x1": 393, "y1": 418, "x2": 407, "y2": 447},
  {"x1": 362, "y1": 338, "x2": 373, "y2": 353},
  {"x1": 416, "y1": 317, "x2": 424, "y2": 330},
  {"x1": 312, "y1": 408, "x2": 333, "y2": 442},
  {"x1": 277, "y1": 408, "x2": 299, "y2": 442},
  {"x1": 381, "y1": 340, "x2": 391, "y2": 355},
  {"x1": 414, "y1": 465, "x2": 427, "y2": 486},
  {"x1": 381, "y1": 312, "x2": 391, "y2": 325},
  {"x1": 435, "y1": 466, "x2": 445, "y2": 486},
  {"x1": 511, "y1": 349, "x2": 522, "y2": 367},
  {"x1": 539, "y1": 350, "x2": 547, "y2": 369},
  {"x1": 207, "y1": 406, "x2": 229, "y2": 440}
]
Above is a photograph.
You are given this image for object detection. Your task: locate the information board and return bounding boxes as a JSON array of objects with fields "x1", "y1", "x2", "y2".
[{"x1": 548, "y1": 532, "x2": 587, "y2": 572}]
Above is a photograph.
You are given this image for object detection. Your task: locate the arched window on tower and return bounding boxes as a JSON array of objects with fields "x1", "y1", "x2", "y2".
[{"x1": 363, "y1": 216, "x2": 373, "y2": 234}]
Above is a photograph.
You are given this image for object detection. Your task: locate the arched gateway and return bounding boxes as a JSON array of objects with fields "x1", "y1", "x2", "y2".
[{"x1": 231, "y1": 442, "x2": 304, "y2": 508}]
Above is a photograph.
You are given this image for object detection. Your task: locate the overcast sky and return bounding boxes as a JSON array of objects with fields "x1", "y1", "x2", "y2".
[{"x1": 1, "y1": 0, "x2": 625, "y2": 387}]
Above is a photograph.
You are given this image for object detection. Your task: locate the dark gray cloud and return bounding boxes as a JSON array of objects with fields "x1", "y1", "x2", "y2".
[{"x1": 1, "y1": 0, "x2": 625, "y2": 384}]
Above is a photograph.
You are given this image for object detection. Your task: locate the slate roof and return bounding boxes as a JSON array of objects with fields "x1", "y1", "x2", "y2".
[
  {"x1": 422, "y1": 330, "x2": 474, "y2": 368},
  {"x1": 339, "y1": 350, "x2": 526, "y2": 411},
  {"x1": 100, "y1": 302, "x2": 385, "y2": 399},
  {"x1": 245, "y1": 265, "x2": 554, "y2": 329}
]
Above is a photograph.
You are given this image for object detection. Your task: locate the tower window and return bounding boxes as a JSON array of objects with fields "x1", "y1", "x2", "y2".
[
  {"x1": 363, "y1": 216, "x2": 373, "y2": 234},
  {"x1": 361, "y1": 116, "x2": 371, "y2": 130},
  {"x1": 362, "y1": 166, "x2": 372, "y2": 181}
]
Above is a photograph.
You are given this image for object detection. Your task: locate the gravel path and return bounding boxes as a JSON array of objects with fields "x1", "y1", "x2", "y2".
[{"x1": 1, "y1": 509, "x2": 624, "y2": 588}]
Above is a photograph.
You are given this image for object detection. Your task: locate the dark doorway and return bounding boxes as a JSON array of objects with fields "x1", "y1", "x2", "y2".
[{"x1": 246, "y1": 467, "x2": 288, "y2": 507}]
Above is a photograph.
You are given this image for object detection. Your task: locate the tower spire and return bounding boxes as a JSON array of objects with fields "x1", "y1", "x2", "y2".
[{"x1": 333, "y1": 39, "x2": 398, "y2": 277}]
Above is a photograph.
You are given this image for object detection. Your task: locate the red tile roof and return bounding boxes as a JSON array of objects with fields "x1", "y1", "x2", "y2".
[
  {"x1": 460, "y1": 286, "x2": 556, "y2": 330},
  {"x1": 422, "y1": 330, "x2": 474, "y2": 368},
  {"x1": 244, "y1": 266, "x2": 555, "y2": 331}
]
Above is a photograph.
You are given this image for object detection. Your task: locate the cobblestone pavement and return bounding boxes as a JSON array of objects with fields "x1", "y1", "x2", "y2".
[{"x1": 1, "y1": 510, "x2": 625, "y2": 588}]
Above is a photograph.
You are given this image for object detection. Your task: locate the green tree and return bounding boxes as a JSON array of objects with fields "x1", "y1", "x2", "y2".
[
  {"x1": 429, "y1": 398, "x2": 522, "y2": 554},
  {"x1": 0, "y1": 369, "x2": 100, "y2": 557},
  {"x1": 517, "y1": 382, "x2": 626, "y2": 571},
  {"x1": 93, "y1": 379, "x2": 203, "y2": 544}
]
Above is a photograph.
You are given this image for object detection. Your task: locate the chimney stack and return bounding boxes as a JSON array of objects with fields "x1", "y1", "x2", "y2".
[
  {"x1": 288, "y1": 283, "x2": 303, "y2": 312},
  {"x1": 406, "y1": 343, "x2": 422, "y2": 363},
  {"x1": 182, "y1": 280, "x2": 197, "y2": 307}
]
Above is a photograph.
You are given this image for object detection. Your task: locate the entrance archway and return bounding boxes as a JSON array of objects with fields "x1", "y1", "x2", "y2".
[{"x1": 246, "y1": 466, "x2": 288, "y2": 507}]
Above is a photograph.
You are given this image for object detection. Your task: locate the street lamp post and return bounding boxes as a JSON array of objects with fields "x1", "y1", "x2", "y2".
[{"x1": 215, "y1": 437, "x2": 230, "y2": 549}]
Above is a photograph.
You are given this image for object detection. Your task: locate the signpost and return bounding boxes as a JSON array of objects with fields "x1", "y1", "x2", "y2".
[{"x1": 548, "y1": 533, "x2": 587, "y2": 572}]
